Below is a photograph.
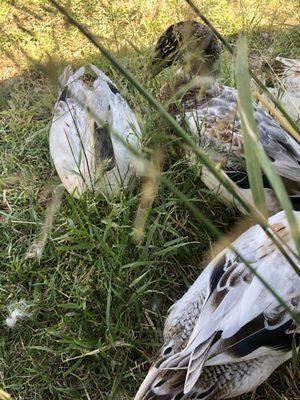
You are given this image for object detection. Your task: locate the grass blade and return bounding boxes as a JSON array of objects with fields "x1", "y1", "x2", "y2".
[
  {"x1": 0, "y1": 390, "x2": 11, "y2": 400},
  {"x1": 235, "y1": 37, "x2": 267, "y2": 217}
]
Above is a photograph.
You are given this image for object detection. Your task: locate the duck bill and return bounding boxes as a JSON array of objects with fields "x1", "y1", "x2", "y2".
[
  {"x1": 94, "y1": 122, "x2": 116, "y2": 171},
  {"x1": 134, "y1": 366, "x2": 160, "y2": 400},
  {"x1": 150, "y1": 56, "x2": 173, "y2": 78}
]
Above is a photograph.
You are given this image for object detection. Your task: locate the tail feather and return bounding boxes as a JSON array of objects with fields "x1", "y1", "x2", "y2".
[
  {"x1": 134, "y1": 357, "x2": 223, "y2": 400},
  {"x1": 134, "y1": 363, "x2": 186, "y2": 399},
  {"x1": 89, "y1": 64, "x2": 116, "y2": 87},
  {"x1": 184, "y1": 335, "x2": 215, "y2": 394},
  {"x1": 134, "y1": 367, "x2": 160, "y2": 400},
  {"x1": 58, "y1": 65, "x2": 86, "y2": 89},
  {"x1": 58, "y1": 65, "x2": 73, "y2": 88}
]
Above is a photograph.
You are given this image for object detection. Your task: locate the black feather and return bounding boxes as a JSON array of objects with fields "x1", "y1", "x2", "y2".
[
  {"x1": 225, "y1": 169, "x2": 272, "y2": 190},
  {"x1": 107, "y1": 81, "x2": 120, "y2": 95},
  {"x1": 209, "y1": 255, "x2": 227, "y2": 293},
  {"x1": 58, "y1": 87, "x2": 68, "y2": 103},
  {"x1": 223, "y1": 315, "x2": 299, "y2": 358},
  {"x1": 94, "y1": 122, "x2": 115, "y2": 171}
]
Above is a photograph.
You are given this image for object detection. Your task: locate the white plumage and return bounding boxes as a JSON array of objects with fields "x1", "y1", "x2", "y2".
[
  {"x1": 135, "y1": 211, "x2": 300, "y2": 399},
  {"x1": 49, "y1": 64, "x2": 142, "y2": 198}
]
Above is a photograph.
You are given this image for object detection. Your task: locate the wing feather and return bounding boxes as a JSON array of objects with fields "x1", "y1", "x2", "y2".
[
  {"x1": 159, "y1": 211, "x2": 300, "y2": 393},
  {"x1": 179, "y1": 84, "x2": 300, "y2": 198}
]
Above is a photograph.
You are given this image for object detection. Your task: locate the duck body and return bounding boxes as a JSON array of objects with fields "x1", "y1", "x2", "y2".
[
  {"x1": 135, "y1": 210, "x2": 300, "y2": 399},
  {"x1": 152, "y1": 21, "x2": 300, "y2": 214},
  {"x1": 49, "y1": 64, "x2": 142, "y2": 198},
  {"x1": 175, "y1": 83, "x2": 300, "y2": 213}
]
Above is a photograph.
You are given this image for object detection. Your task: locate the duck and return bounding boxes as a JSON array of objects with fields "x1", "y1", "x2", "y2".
[
  {"x1": 264, "y1": 56, "x2": 300, "y2": 123},
  {"x1": 134, "y1": 210, "x2": 300, "y2": 400},
  {"x1": 49, "y1": 64, "x2": 142, "y2": 198},
  {"x1": 151, "y1": 20, "x2": 220, "y2": 80},
  {"x1": 151, "y1": 21, "x2": 300, "y2": 214}
]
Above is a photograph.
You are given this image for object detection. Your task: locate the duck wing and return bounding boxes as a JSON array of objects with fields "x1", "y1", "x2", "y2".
[
  {"x1": 158, "y1": 211, "x2": 300, "y2": 394},
  {"x1": 90, "y1": 65, "x2": 143, "y2": 192},
  {"x1": 178, "y1": 85, "x2": 300, "y2": 202},
  {"x1": 49, "y1": 66, "x2": 99, "y2": 197},
  {"x1": 134, "y1": 249, "x2": 224, "y2": 400},
  {"x1": 135, "y1": 211, "x2": 300, "y2": 399}
]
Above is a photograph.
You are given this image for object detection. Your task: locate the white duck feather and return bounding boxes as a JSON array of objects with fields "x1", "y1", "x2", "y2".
[{"x1": 49, "y1": 64, "x2": 142, "y2": 198}]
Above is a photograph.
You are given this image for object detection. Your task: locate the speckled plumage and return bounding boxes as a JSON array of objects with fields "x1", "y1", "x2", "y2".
[
  {"x1": 135, "y1": 211, "x2": 300, "y2": 400},
  {"x1": 152, "y1": 22, "x2": 300, "y2": 214},
  {"x1": 175, "y1": 83, "x2": 300, "y2": 213},
  {"x1": 49, "y1": 65, "x2": 142, "y2": 198}
]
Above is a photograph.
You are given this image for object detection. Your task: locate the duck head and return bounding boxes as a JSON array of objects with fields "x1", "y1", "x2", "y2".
[
  {"x1": 151, "y1": 20, "x2": 221, "y2": 82},
  {"x1": 134, "y1": 305, "x2": 195, "y2": 400}
]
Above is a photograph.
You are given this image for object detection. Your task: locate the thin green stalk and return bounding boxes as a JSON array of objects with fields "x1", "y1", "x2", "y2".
[
  {"x1": 47, "y1": 0, "x2": 254, "y2": 217},
  {"x1": 235, "y1": 37, "x2": 267, "y2": 217}
]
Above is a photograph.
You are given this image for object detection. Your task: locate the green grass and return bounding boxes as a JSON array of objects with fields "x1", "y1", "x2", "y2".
[{"x1": 0, "y1": 1, "x2": 299, "y2": 399}]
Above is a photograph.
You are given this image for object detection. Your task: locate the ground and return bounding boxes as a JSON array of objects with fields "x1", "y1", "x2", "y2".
[{"x1": 0, "y1": 1, "x2": 299, "y2": 399}]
